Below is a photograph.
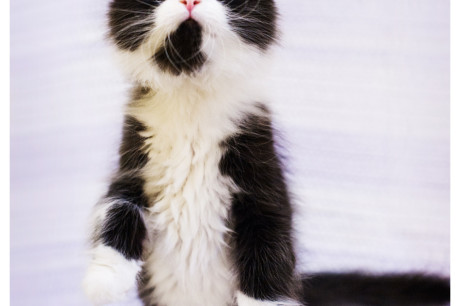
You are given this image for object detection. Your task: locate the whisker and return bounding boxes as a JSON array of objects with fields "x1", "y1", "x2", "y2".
[
  {"x1": 133, "y1": 0, "x2": 160, "y2": 9},
  {"x1": 110, "y1": 8, "x2": 153, "y2": 15}
]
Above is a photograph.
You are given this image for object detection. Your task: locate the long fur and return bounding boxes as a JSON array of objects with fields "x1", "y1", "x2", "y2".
[{"x1": 83, "y1": 0, "x2": 450, "y2": 305}]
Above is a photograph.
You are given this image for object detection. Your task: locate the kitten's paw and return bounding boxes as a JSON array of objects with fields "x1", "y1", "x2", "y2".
[
  {"x1": 236, "y1": 291, "x2": 302, "y2": 306},
  {"x1": 82, "y1": 245, "x2": 142, "y2": 305}
]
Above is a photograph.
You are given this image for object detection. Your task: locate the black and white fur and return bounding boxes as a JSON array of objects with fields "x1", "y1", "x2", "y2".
[
  {"x1": 83, "y1": 0, "x2": 301, "y2": 305},
  {"x1": 82, "y1": 0, "x2": 450, "y2": 305}
]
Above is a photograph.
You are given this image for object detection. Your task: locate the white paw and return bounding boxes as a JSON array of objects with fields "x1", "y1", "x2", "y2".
[
  {"x1": 82, "y1": 245, "x2": 142, "y2": 305},
  {"x1": 236, "y1": 291, "x2": 302, "y2": 306}
]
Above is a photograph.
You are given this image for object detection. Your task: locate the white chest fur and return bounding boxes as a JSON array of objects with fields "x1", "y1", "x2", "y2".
[
  {"x1": 142, "y1": 127, "x2": 235, "y2": 306},
  {"x1": 128, "y1": 86, "x2": 262, "y2": 306}
]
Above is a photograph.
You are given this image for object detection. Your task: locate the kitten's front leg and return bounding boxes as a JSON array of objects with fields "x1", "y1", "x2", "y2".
[
  {"x1": 231, "y1": 195, "x2": 302, "y2": 306},
  {"x1": 83, "y1": 115, "x2": 150, "y2": 304},
  {"x1": 220, "y1": 113, "x2": 303, "y2": 306},
  {"x1": 83, "y1": 192, "x2": 147, "y2": 304}
]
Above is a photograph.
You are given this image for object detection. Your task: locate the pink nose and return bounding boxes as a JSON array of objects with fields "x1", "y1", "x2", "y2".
[{"x1": 180, "y1": 0, "x2": 201, "y2": 13}]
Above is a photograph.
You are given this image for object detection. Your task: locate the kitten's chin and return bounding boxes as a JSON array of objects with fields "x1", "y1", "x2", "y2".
[{"x1": 153, "y1": 19, "x2": 206, "y2": 77}]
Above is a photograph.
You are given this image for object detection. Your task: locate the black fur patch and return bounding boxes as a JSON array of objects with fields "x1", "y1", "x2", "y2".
[
  {"x1": 107, "y1": 174, "x2": 150, "y2": 209},
  {"x1": 218, "y1": 0, "x2": 278, "y2": 50},
  {"x1": 108, "y1": 0, "x2": 161, "y2": 51},
  {"x1": 302, "y1": 272, "x2": 450, "y2": 306},
  {"x1": 138, "y1": 268, "x2": 157, "y2": 306},
  {"x1": 153, "y1": 19, "x2": 206, "y2": 75},
  {"x1": 99, "y1": 115, "x2": 150, "y2": 260},
  {"x1": 106, "y1": 116, "x2": 150, "y2": 208},
  {"x1": 131, "y1": 86, "x2": 152, "y2": 101},
  {"x1": 118, "y1": 116, "x2": 150, "y2": 172},
  {"x1": 220, "y1": 111, "x2": 299, "y2": 301},
  {"x1": 101, "y1": 202, "x2": 147, "y2": 260}
]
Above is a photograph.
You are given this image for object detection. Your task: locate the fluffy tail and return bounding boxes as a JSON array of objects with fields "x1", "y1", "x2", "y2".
[{"x1": 301, "y1": 272, "x2": 450, "y2": 306}]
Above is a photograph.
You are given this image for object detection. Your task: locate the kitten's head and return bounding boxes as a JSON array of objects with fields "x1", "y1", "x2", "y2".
[{"x1": 108, "y1": 0, "x2": 278, "y2": 88}]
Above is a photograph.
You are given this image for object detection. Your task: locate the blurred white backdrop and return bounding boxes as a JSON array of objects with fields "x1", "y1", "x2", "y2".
[{"x1": 11, "y1": 0, "x2": 449, "y2": 305}]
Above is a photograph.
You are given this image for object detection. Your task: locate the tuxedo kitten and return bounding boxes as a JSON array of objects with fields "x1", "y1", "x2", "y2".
[
  {"x1": 83, "y1": 0, "x2": 301, "y2": 305},
  {"x1": 82, "y1": 0, "x2": 450, "y2": 305}
]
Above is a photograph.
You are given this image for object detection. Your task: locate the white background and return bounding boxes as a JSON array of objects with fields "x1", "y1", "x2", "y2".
[{"x1": 10, "y1": 0, "x2": 450, "y2": 305}]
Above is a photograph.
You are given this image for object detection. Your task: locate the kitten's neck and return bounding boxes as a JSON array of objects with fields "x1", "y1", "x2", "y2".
[{"x1": 126, "y1": 75, "x2": 270, "y2": 143}]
